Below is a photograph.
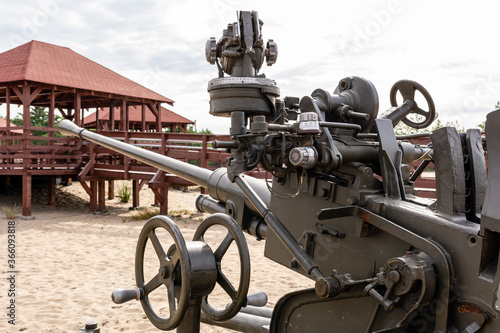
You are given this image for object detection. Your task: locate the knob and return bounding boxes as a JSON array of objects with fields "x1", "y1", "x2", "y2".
[
  {"x1": 289, "y1": 146, "x2": 317, "y2": 168},
  {"x1": 266, "y1": 39, "x2": 278, "y2": 65},
  {"x1": 205, "y1": 37, "x2": 217, "y2": 64}
]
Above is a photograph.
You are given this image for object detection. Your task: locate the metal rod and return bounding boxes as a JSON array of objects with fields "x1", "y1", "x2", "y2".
[
  {"x1": 410, "y1": 159, "x2": 431, "y2": 183},
  {"x1": 201, "y1": 311, "x2": 270, "y2": 332}
]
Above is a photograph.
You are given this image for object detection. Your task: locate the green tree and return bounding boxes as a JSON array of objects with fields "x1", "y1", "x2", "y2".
[
  {"x1": 495, "y1": 101, "x2": 500, "y2": 109},
  {"x1": 11, "y1": 107, "x2": 63, "y2": 144},
  {"x1": 394, "y1": 118, "x2": 468, "y2": 135},
  {"x1": 11, "y1": 107, "x2": 62, "y2": 136},
  {"x1": 187, "y1": 125, "x2": 212, "y2": 134}
]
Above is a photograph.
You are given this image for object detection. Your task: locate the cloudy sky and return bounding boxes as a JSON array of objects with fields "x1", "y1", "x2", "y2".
[{"x1": 0, "y1": 0, "x2": 499, "y2": 133}]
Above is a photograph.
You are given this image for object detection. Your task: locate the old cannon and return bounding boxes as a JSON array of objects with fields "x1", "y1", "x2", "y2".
[{"x1": 58, "y1": 10, "x2": 500, "y2": 333}]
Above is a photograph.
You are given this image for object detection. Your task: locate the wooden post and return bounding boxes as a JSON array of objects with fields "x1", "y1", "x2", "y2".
[
  {"x1": 48, "y1": 178, "x2": 56, "y2": 206},
  {"x1": 132, "y1": 179, "x2": 140, "y2": 208},
  {"x1": 160, "y1": 187, "x2": 168, "y2": 215},
  {"x1": 6, "y1": 87, "x2": 10, "y2": 131},
  {"x1": 6, "y1": 87, "x2": 11, "y2": 148},
  {"x1": 125, "y1": 101, "x2": 129, "y2": 131},
  {"x1": 96, "y1": 106, "x2": 100, "y2": 131},
  {"x1": 157, "y1": 103, "x2": 162, "y2": 132},
  {"x1": 22, "y1": 173, "x2": 33, "y2": 219},
  {"x1": 120, "y1": 99, "x2": 126, "y2": 131},
  {"x1": 74, "y1": 91, "x2": 81, "y2": 126},
  {"x1": 124, "y1": 132, "x2": 130, "y2": 179},
  {"x1": 48, "y1": 87, "x2": 55, "y2": 167},
  {"x1": 98, "y1": 181, "x2": 106, "y2": 211},
  {"x1": 108, "y1": 180, "x2": 114, "y2": 199},
  {"x1": 141, "y1": 103, "x2": 146, "y2": 132},
  {"x1": 89, "y1": 180, "x2": 98, "y2": 212},
  {"x1": 110, "y1": 105, "x2": 115, "y2": 131}
]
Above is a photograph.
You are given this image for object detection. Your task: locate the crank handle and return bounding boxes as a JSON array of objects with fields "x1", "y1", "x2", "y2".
[
  {"x1": 244, "y1": 292, "x2": 268, "y2": 307},
  {"x1": 111, "y1": 287, "x2": 143, "y2": 304}
]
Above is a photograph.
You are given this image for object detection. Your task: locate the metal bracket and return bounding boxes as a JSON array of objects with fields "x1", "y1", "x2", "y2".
[
  {"x1": 375, "y1": 119, "x2": 406, "y2": 200},
  {"x1": 462, "y1": 129, "x2": 487, "y2": 223},
  {"x1": 481, "y1": 110, "x2": 500, "y2": 234}
]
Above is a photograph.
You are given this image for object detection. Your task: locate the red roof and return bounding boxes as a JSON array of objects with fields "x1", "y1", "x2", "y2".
[
  {"x1": 83, "y1": 105, "x2": 194, "y2": 125},
  {"x1": 0, "y1": 117, "x2": 22, "y2": 134},
  {"x1": 0, "y1": 41, "x2": 173, "y2": 104}
]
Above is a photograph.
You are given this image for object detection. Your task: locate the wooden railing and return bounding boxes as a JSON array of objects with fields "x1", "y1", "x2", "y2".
[
  {"x1": 79, "y1": 131, "x2": 234, "y2": 181},
  {"x1": 0, "y1": 127, "x2": 83, "y2": 176}
]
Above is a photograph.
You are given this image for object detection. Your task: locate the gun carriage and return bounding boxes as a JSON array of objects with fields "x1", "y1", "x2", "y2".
[{"x1": 59, "y1": 11, "x2": 500, "y2": 333}]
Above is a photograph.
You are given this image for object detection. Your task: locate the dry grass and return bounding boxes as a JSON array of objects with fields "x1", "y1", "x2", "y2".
[{"x1": 1, "y1": 203, "x2": 20, "y2": 219}]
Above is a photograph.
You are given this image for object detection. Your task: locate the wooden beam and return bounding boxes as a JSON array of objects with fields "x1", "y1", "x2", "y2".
[
  {"x1": 96, "y1": 107, "x2": 100, "y2": 131},
  {"x1": 22, "y1": 173, "x2": 32, "y2": 219},
  {"x1": 120, "y1": 99, "x2": 126, "y2": 131},
  {"x1": 49, "y1": 87, "x2": 55, "y2": 127},
  {"x1": 28, "y1": 86, "x2": 43, "y2": 103},
  {"x1": 132, "y1": 179, "x2": 140, "y2": 208},
  {"x1": 6, "y1": 87, "x2": 10, "y2": 129},
  {"x1": 80, "y1": 181, "x2": 92, "y2": 197},
  {"x1": 156, "y1": 102, "x2": 161, "y2": 132},
  {"x1": 125, "y1": 101, "x2": 129, "y2": 131},
  {"x1": 141, "y1": 103, "x2": 146, "y2": 132},
  {"x1": 110, "y1": 104, "x2": 115, "y2": 131},
  {"x1": 22, "y1": 81, "x2": 30, "y2": 130},
  {"x1": 10, "y1": 85, "x2": 22, "y2": 101},
  {"x1": 108, "y1": 180, "x2": 114, "y2": 199},
  {"x1": 74, "y1": 91, "x2": 81, "y2": 126},
  {"x1": 89, "y1": 180, "x2": 98, "y2": 212},
  {"x1": 98, "y1": 180, "x2": 106, "y2": 211}
]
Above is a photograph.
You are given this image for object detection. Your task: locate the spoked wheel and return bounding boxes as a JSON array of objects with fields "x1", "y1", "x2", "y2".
[
  {"x1": 135, "y1": 216, "x2": 191, "y2": 331},
  {"x1": 390, "y1": 80, "x2": 436, "y2": 129},
  {"x1": 193, "y1": 213, "x2": 251, "y2": 322}
]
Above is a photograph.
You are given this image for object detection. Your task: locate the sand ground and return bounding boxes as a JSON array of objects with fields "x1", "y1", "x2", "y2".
[{"x1": 0, "y1": 180, "x2": 310, "y2": 332}]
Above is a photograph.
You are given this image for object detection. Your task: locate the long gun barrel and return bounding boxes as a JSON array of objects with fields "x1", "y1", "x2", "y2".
[
  {"x1": 59, "y1": 119, "x2": 212, "y2": 187},
  {"x1": 57, "y1": 119, "x2": 270, "y2": 219}
]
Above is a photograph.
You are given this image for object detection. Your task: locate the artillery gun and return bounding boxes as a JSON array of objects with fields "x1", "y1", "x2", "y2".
[{"x1": 58, "y1": 10, "x2": 500, "y2": 333}]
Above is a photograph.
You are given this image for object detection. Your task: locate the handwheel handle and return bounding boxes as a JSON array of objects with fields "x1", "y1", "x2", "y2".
[
  {"x1": 111, "y1": 287, "x2": 143, "y2": 304},
  {"x1": 245, "y1": 291, "x2": 268, "y2": 307},
  {"x1": 389, "y1": 80, "x2": 436, "y2": 129}
]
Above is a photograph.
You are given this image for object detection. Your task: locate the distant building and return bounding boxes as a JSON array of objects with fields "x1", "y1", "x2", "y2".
[{"x1": 83, "y1": 105, "x2": 194, "y2": 133}]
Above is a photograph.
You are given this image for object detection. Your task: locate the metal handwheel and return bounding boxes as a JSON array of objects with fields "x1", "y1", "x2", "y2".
[
  {"x1": 389, "y1": 79, "x2": 436, "y2": 129},
  {"x1": 135, "y1": 216, "x2": 191, "y2": 331},
  {"x1": 193, "y1": 213, "x2": 251, "y2": 322}
]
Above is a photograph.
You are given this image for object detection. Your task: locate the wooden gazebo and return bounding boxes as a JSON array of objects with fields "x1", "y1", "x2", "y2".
[
  {"x1": 0, "y1": 40, "x2": 175, "y2": 218},
  {"x1": 83, "y1": 105, "x2": 194, "y2": 132}
]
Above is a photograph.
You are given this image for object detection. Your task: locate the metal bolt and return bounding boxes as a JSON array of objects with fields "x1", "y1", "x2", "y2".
[
  {"x1": 389, "y1": 271, "x2": 401, "y2": 283},
  {"x1": 85, "y1": 322, "x2": 98, "y2": 329},
  {"x1": 159, "y1": 267, "x2": 168, "y2": 278}
]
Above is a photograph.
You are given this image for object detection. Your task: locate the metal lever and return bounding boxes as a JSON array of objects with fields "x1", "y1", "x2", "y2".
[
  {"x1": 111, "y1": 287, "x2": 143, "y2": 304},
  {"x1": 244, "y1": 292, "x2": 268, "y2": 307}
]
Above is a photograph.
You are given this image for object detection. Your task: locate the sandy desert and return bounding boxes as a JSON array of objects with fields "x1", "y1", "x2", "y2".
[{"x1": 0, "y1": 180, "x2": 311, "y2": 332}]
